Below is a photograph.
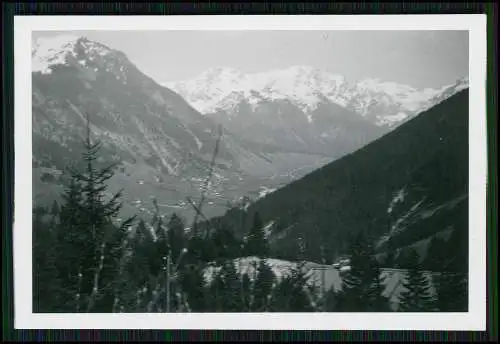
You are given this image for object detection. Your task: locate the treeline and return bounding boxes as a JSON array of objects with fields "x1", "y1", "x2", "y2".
[{"x1": 32, "y1": 120, "x2": 468, "y2": 313}]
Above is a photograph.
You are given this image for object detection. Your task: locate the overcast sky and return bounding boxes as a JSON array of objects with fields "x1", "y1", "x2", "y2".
[{"x1": 32, "y1": 30, "x2": 468, "y2": 89}]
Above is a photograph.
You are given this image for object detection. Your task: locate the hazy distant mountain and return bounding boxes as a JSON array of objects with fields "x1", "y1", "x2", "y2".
[
  {"x1": 165, "y1": 66, "x2": 468, "y2": 128},
  {"x1": 206, "y1": 89, "x2": 469, "y2": 268}
]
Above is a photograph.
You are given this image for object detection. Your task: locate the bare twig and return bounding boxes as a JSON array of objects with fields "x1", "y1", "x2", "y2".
[
  {"x1": 142, "y1": 126, "x2": 223, "y2": 313},
  {"x1": 190, "y1": 124, "x2": 223, "y2": 237},
  {"x1": 112, "y1": 296, "x2": 119, "y2": 313},
  {"x1": 186, "y1": 197, "x2": 210, "y2": 223},
  {"x1": 86, "y1": 242, "x2": 106, "y2": 312}
]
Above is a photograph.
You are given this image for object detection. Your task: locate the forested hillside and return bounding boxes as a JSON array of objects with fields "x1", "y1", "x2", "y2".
[{"x1": 203, "y1": 89, "x2": 469, "y2": 272}]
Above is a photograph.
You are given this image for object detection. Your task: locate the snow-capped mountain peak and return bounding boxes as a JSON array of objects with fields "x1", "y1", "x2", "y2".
[
  {"x1": 32, "y1": 35, "x2": 117, "y2": 75},
  {"x1": 164, "y1": 65, "x2": 350, "y2": 114},
  {"x1": 165, "y1": 65, "x2": 469, "y2": 128}
]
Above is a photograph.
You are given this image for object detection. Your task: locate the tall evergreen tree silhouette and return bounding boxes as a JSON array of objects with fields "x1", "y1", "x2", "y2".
[
  {"x1": 208, "y1": 269, "x2": 225, "y2": 312},
  {"x1": 252, "y1": 259, "x2": 276, "y2": 311},
  {"x1": 434, "y1": 253, "x2": 468, "y2": 312},
  {"x1": 269, "y1": 263, "x2": 313, "y2": 312},
  {"x1": 244, "y1": 212, "x2": 269, "y2": 258},
  {"x1": 53, "y1": 112, "x2": 135, "y2": 312},
  {"x1": 434, "y1": 271, "x2": 468, "y2": 312},
  {"x1": 219, "y1": 260, "x2": 243, "y2": 311},
  {"x1": 398, "y1": 248, "x2": 436, "y2": 312},
  {"x1": 117, "y1": 218, "x2": 154, "y2": 312},
  {"x1": 241, "y1": 272, "x2": 252, "y2": 311},
  {"x1": 337, "y1": 231, "x2": 388, "y2": 312},
  {"x1": 179, "y1": 263, "x2": 207, "y2": 311},
  {"x1": 33, "y1": 206, "x2": 61, "y2": 312},
  {"x1": 209, "y1": 222, "x2": 240, "y2": 263},
  {"x1": 167, "y1": 213, "x2": 186, "y2": 264},
  {"x1": 53, "y1": 177, "x2": 87, "y2": 311}
]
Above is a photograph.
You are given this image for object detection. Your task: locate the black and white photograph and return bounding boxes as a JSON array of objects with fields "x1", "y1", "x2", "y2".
[{"x1": 14, "y1": 15, "x2": 487, "y2": 330}]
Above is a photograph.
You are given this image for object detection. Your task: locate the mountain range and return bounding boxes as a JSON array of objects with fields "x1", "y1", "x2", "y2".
[
  {"x1": 32, "y1": 34, "x2": 468, "y2": 235},
  {"x1": 165, "y1": 66, "x2": 468, "y2": 128},
  {"x1": 165, "y1": 66, "x2": 467, "y2": 164}
]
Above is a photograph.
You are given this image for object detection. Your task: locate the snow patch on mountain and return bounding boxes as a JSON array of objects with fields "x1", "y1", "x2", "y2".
[
  {"x1": 262, "y1": 221, "x2": 275, "y2": 238},
  {"x1": 32, "y1": 35, "x2": 81, "y2": 74},
  {"x1": 32, "y1": 35, "x2": 134, "y2": 86},
  {"x1": 32, "y1": 35, "x2": 114, "y2": 75},
  {"x1": 388, "y1": 187, "x2": 407, "y2": 214},
  {"x1": 258, "y1": 186, "x2": 277, "y2": 200}
]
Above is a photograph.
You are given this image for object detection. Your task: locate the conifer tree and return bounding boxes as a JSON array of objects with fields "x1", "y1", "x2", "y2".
[
  {"x1": 269, "y1": 263, "x2": 313, "y2": 312},
  {"x1": 218, "y1": 260, "x2": 243, "y2": 311},
  {"x1": 273, "y1": 236, "x2": 314, "y2": 311},
  {"x1": 33, "y1": 206, "x2": 61, "y2": 312},
  {"x1": 323, "y1": 287, "x2": 339, "y2": 311},
  {"x1": 337, "y1": 231, "x2": 388, "y2": 312},
  {"x1": 252, "y1": 259, "x2": 276, "y2": 311},
  {"x1": 243, "y1": 212, "x2": 269, "y2": 258},
  {"x1": 208, "y1": 270, "x2": 225, "y2": 312},
  {"x1": 167, "y1": 213, "x2": 186, "y2": 264},
  {"x1": 117, "y1": 218, "x2": 154, "y2": 312},
  {"x1": 54, "y1": 178, "x2": 87, "y2": 311},
  {"x1": 179, "y1": 263, "x2": 207, "y2": 312},
  {"x1": 241, "y1": 272, "x2": 252, "y2": 311},
  {"x1": 289, "y1": 262, "x2": 315, "y2": 311},
  {"x1": 210, "y1": 224, "x2": 240, "y2": 263},
  {"x1": 385, "y1": 237, "x2": 397, "y2": 268},
  {"x1": 53, "y1": 113, "x2": 134, "y2": 312},
  {"x1": 398, "y1": 248, "x2": 436, "y2": 312},
  {"x1": 434, "y1": 255, "x2": 468, "y2": 312},
  {"x1": 268, "y1": 236, "x2": 313, "y2": 312}
]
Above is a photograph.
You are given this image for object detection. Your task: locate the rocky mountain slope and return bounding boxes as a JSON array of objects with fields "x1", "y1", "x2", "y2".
[{"x1": 205, "y1": 89, "x2": 469, "y2": 269}]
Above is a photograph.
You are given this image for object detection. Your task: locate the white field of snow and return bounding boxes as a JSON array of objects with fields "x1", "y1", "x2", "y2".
[{"x1": 202, "y1": 256, "x2": 438, "y2": 310}]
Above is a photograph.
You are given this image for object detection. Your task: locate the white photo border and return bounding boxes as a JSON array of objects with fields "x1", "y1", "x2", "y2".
[{"x1": 14, "y1": 14, "x2": 487, "y2": 330}]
